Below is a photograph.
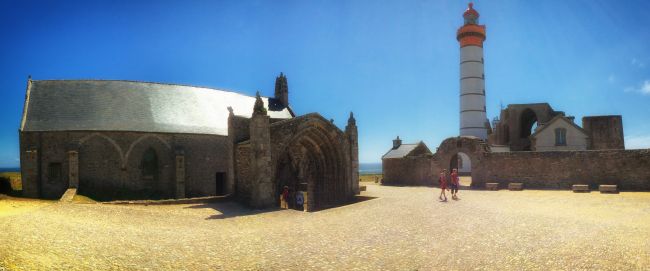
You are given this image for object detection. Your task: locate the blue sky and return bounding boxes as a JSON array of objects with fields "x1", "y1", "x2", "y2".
[{"x1": 1, "y1": 0, "x2": 649, "y2": 167}]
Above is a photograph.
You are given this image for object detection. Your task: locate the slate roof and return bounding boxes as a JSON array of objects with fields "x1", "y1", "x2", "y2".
[
  {"x1": 20, "y1": 80, "x2": 294, "y2": 136},
  {"x1": 382, "y1": 142, "x2": 432, "y2": 159}
]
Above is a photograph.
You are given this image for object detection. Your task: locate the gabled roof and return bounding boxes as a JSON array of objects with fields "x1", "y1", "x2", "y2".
[
  {"x1": 531, "y1": 115, "x2": 588, "y2": 138},
  {"x1": 20, "y1": 80, "x2": 294, "y2": 135},
  {"x1": 382, "y1": 141, "x2": 432, "y2": 159}
]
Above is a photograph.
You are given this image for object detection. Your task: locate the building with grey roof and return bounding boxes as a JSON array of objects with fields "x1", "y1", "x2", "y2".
[
  {"x1": 19, "y1": 73, "x2": 359, "y2": 210},
  {"x1": 381, "y1": 136, "x2": 434, "y2": 186}
]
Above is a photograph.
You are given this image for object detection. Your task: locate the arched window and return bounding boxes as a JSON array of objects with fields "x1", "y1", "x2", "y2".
[
  {"x1": 141, "y1": 148, "x2": 158, "y2": 178},
  {"x1": 555, "y1": 128, "x2": 567, "y2": 146}
]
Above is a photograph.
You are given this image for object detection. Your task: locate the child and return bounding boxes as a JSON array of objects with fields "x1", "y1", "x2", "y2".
[
  {"x1": 450, "y1": 168, "x2": 460, "y2": 200},
  {"x1": 438, "y1": 169, "x2": 448, "y2": 202}
]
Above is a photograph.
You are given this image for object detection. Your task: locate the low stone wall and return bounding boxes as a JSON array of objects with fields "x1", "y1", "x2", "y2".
[{"x1": 474, "y1": 149, "x2": 650, "y2": 190}]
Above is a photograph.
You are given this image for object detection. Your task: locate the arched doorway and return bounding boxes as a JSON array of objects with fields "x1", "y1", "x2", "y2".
[
  {"x1": 274, "y1": 125, "x2": 350, "y2": 211},
  {"x1": 449, "y1": 152, "x2": 472, "y2": 187},
  {"x1": 434, "y1": 136, "x2": 489, "y2": 188},
  {"x1": 520, "y1": 108, "x2": 538, "y2": 151}
]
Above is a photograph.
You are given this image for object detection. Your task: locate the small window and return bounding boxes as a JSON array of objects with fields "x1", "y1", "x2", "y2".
[
  {"x1": 555, "y1": 128, "x2": 567, "y2": 146},
  {"x1": 48, "y1": 163, "x2": 62, "y2": 183}
]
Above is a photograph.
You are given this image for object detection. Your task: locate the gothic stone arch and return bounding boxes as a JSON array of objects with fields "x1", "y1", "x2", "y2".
[
  {"x1": 433, "y1": 136, "x2": 490, "y2": 188},
  {"x1": 271, "y1": 114, "x2": 353, "y2": 210}
]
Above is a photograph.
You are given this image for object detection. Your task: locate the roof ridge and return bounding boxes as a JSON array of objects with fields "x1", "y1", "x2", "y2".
[{"x1": 31, "y1": 79, "x2": 270, "y2": 99}]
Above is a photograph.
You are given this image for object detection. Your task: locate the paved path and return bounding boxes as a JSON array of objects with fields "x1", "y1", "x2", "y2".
[{"x1": 1, "y1": 184, "x2": 650, "y2": 270}]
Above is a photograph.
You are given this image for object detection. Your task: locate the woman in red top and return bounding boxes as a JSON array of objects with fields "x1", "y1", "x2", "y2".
[
  {"x1": 438, "y1": 169, "x2": 448, "y2": 202},
  {"x1": 450, "y1": 168, "x2": 460, "y2": 200}
]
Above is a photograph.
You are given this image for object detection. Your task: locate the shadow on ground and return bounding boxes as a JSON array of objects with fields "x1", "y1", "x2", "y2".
[
  {"x1": 184, "y1": 201, "x2": 280, "y2": 220},
  {"x1": 186, "y1": 195, "x2": 379, "y2": 219}
]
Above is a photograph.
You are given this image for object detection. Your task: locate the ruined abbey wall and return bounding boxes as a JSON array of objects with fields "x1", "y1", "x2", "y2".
[
  {"x1": 473, "y1": 149, "x2": 650, "y2": 190},
  {"x1": 386, "y1": 137, "x2": 650, "y2": 191}
]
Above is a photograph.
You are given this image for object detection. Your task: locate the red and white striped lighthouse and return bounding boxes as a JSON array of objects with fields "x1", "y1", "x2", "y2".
[{"x1": 457, "y1": 2, "x2": 488, "y2": 140}]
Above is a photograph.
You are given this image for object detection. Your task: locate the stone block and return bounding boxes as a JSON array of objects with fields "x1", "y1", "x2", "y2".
[
  {"x1": 359, "y1": 186, "x2": 367, "y2": 192},
  {"x1": 486, "y1": 183, "x2": 499, "y2": 191},
  {"x1": 599, "y1": 184, "x2": 618, "y2": 193},
  {"x1": 572, "y1": 184, "x2": 590, "y2": 193},
  {"x1": 508, "y1": 183, "x2": 523, "y2": 191}
]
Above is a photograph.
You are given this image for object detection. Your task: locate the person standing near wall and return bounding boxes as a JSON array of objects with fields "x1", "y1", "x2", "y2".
[
  {"x1": 280, "y1": 186, "x2": 289, "y2": 209},
  {"x1": 438, "y1": 169, "x2": 449, "y2": 202},
  {"x1": 450, "y1": 168, "x2": 460, "y2": 200}
]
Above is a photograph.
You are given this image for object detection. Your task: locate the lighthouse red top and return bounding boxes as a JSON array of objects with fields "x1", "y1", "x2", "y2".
[
  {"x1": 457, "y1": 2, "x2": 486, "y2": 47},
  {"x1": 463, "y1": 2, "x2": 479, "y2": 19}
]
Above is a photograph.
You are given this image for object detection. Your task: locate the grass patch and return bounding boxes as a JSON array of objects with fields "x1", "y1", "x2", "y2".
[
  {"x1": 0, "y1": 172, "x2": 21, "y2": 196},
  {"x1": 0, "y1": 172, "x2": 21, "y2": 191},
  {"x1": 359, "y1": 174, "x2": 382, "y2": 183}
]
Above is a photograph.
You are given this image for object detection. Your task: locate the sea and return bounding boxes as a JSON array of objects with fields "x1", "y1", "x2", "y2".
[
  {"x1": 359, "y1": 162, "x2": 382, "y2": 175},
  {"x1": 0, "y1": 167, "x2": 20, "y2": 173}
]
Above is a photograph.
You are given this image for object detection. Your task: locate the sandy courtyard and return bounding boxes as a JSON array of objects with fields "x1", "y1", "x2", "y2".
[{"x1": 1, "y1": 184, "x2": 650, "y2": 270}]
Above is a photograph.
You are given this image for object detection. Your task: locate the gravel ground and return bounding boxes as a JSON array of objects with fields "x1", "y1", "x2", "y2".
[{"x1": 1, "y1": 184, "x2": 650, "y2": 270}]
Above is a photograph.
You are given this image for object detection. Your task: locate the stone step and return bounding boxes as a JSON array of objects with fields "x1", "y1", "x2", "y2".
[
  {"x1": 572, "y1": 184, "x2": 590, "y2": 193},
  {"x1": 486, "y1": 183, "x2": 499, "y2": 191},
  {"x1": 508, "y1": 183, "x2": 523, "y2": 191},
  {"x1": 59, "y1": 188, "x2": 77, "y2": 203},
  {"x1": 599, "y1": 184, "x2": 618, "y2": 194}
]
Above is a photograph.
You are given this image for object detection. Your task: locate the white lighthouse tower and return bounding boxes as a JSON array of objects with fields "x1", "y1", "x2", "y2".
[{"x1": 457, "y1": 3, "x2": 488, "y2": 140}]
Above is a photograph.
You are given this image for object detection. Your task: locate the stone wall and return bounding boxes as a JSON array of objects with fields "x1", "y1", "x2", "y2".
[
  {"x1": 235, "y1": 142, "x2": 252, "y2": 204},
  {"x1": 20, "y1": 131, "x2": 230, "y2": 200},
  {"x1": 473, "y1": 149, "x2": 650, "y2": 190},
  {"x1": 582, "y1": 116, "x2": 624, "y2": 150},
  {"x1": 382, "y1": 157, "x2": 434, "y2": 186}
]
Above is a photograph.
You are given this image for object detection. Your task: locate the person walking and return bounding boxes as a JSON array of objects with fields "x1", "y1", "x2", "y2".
[
  {"x1": 438, "y1": 169, "x2": 449, "y2": 202},
  {"x1": 450, "y1": 168, "x2": 460, "y2": 200}
]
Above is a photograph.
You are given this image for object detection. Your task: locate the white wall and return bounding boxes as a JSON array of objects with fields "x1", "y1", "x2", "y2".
[
  {"x1": 457, "y1": 152, "x2": 471, "y2": 173},
  {"x1": 533, "y1": 119, "x2": 588, "y2": 151}
]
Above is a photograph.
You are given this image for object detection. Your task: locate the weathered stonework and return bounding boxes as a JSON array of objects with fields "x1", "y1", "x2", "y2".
[
  {"x1": 582, "y1": 116, "x2": 624, "y2": 150},
  {"x1": 473, "y1": 149, "x2": 650, "y2": 190},
  {"x1": 67, "y1": 150, "x2": 78, "y2": 188},
  {"x1": 19, "y1": 77, "x2": 359, "y2": 209},
  {"x1": 175, "y1": 149, "x2": 185, "y2": 198},
  {"x1": 345, "y1": 112, "x2": 359, "y2": 194},
  {"x1": 382, "y1": 158, "x2": 434, "y2": 186},
  {"x1": 383, "y1": 136, "x2": 650, "y2": 191},
  {"x1": 249, "y1": 103, "x2": 274, "y2": 208},
  {"x1": 20, "y1": 131, "x2": 230, "y2": 200}
]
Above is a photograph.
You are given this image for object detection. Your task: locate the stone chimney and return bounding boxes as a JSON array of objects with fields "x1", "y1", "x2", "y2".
[
  {"x1": 274, "y1": 72, "x2": 289, "y2": 107},
  {"x1": 393, "y1": 136, "x2": 402, "y2": 149}
]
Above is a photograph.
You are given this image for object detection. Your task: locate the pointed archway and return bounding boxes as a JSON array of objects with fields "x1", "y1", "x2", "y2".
[{"x1": 271, "y1": 114, "x2": 353, "y2": 210}]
